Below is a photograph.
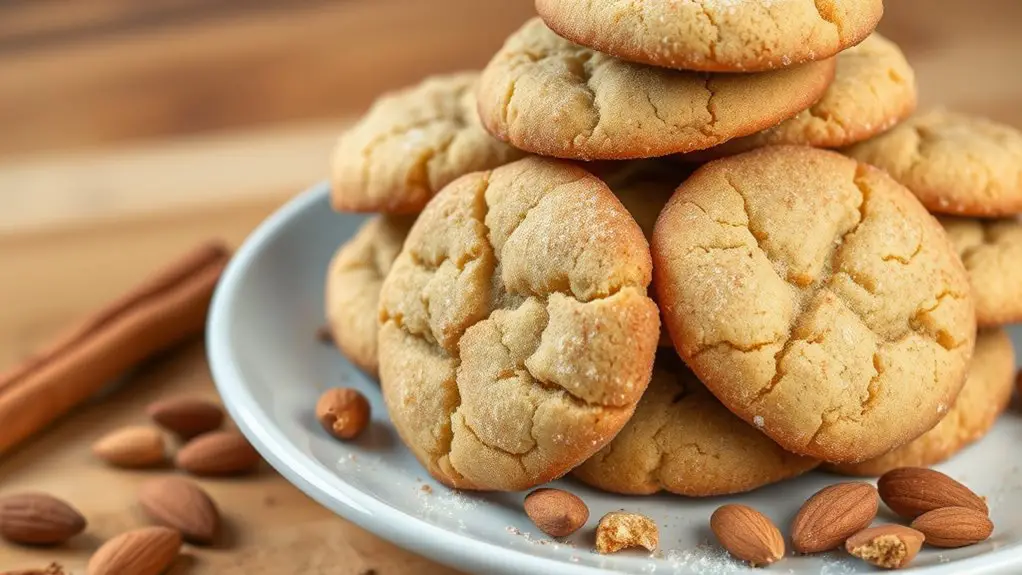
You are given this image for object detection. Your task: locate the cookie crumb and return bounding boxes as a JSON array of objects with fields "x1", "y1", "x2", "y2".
[
  {"x1": 595, "y1": 511, "x2": 658, "y2": 554},
  {"x1": 316, "y1": 325, "x2": 334, "y2": 344},
  {"x1": 753, "y1": 415, "x2": 765, "y2": 428},
  {"x1": 421, "y1": 485, "x2": 433, "y2": 494}
]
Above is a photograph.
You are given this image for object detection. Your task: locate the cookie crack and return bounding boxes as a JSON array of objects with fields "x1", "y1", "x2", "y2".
[
  {"x1": 691, "y1": 336, "x2": 785, "y2": 358},
  {"x1": 696, "y1": 2, "x2": 720, "y2": 62},
  {"x1": 359, "y1": 116, "x2": 446, "y2": 192},
  {"x1": 812, "y1": 0, "x2": 841, "y2": 36},
  {"x1": 457, "y1": 413, "x2": 531, "y2": 477},
  {"x1": 700, "y1": 76, "x2": 721, "y2": 138}
]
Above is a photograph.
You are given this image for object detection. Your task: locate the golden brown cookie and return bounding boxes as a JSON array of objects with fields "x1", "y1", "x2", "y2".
[
  {"x1": 325, "y1": 216, "x2": 415, "y2": 377},
  {"x1": 652, "y1": 146, "x2": 976, "y2": 464},
  {"x1": 535, "y1": 0, "x2": 882, "y2": 73},
  {"x1": 378, "y1": 157, "x2": 661, "y2": 491},
  {"x1": 477, "y1": 18, "x2": 836, "y2": 161},
  {"x1": 573, "y1": 352, "x2": 819, "y2": 496},
  {"x1": 684, "y1": 33, "x2": 915, "y2": 159},
  {"x1": 826, "y1": 328, "x2": 1015, "y2": 476},
  {"x1": 845, "y1": 109, "x2": 1022, "y2": 217},
  {"x1": 330, "y1": 72, "x2": 524, "y2": 214},
  {"x1": 940, "y1": 217, "x2": 1022, "y2": 327}
]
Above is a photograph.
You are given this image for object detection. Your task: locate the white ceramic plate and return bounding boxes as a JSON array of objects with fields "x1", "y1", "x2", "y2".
[{"x1": 208, "y1": 182, "x2": 1022, "y2": 575}]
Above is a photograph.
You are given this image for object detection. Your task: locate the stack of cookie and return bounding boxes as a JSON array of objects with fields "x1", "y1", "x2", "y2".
[{"x1": 324, "y1": 1, "x2": 1022, "y2": 497}]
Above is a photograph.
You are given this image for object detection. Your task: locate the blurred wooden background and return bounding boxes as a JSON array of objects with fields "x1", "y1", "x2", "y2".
[{"x1": 1, "y1": 0, "x2": 1021, "y2": 158}]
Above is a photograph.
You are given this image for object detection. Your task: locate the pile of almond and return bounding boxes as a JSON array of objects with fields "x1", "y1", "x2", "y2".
[
  {"x1": 710, "y1": 467, "x2": 994, "y2": 569},
  {"x1": 0, "y1": 396, "x2": 263, "y2": 574}
]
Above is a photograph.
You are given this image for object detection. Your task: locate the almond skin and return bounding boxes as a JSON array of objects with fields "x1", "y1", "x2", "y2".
[
  {"x1": 91, "y1": 426, "x2": 166, "y2": 468},
  {"x1": 147, "y1": 397, "x2": 224, "y2": 439},
  {"x1": 791, "y1": 482, "x2": 879, "y2": 553},
  {"x1": 175, "y1": 430, "x2": 260, "y2": 476},
  {"x1": 139, "y1": 477, "x2": 220, "y2": 544},
  {"x1": 910, "y1": 506, "x2": 993, "y2": 548},
  {"x1": 88, "y1": 526, "x2": 181, "y2": 575},
  {"x1": 878, "y1": 467, "x2": 987, "y2": 519},
  {"x1": 523, "y1": 488, "x2": 589, "y2": 537},
  {"x1": 846, "y1": 524, "x2": 925, "y2": 569},
  {"x1": 710, "y1": 504, "x2": 784, "y2": 566},
  {"x1": 0, "y1": 493, "x2": 86, "y2": 545}
]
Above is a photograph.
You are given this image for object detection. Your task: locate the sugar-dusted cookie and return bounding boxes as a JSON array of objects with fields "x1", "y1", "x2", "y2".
[
  {"x1": 940, "y1": 217, "x2": 1022, "y2": 327},
  {"x1": 685, "y1": 33, "x2": 915, "y2": 159},
  {"x1": 535, "y1": 0, "x2": 882, "y2": 73},
  {"x1": 378, "y1": 157, "x2": 661, "y2": 490},
  {"x1": 477, "y1": 19, "x2": 836, "y2": 161},
  {"x1": 652, "y1": 146, "x2": 976, "y2": 463},
  {"x1": 330, "y1": 72, "x2": 524, "y2": 214},
  {"x1": 574, "y1": 351, "x2": 818, "y2": 496},
  {"x1": 845, "y1": 109, "x2": 1022, "y2": 217},
  {"x1": 325, "y1": 216, "x2": 415, "y2": 377},
  {"x1": 827, "y1": 329, "x2": 1015, "y2": 476}
]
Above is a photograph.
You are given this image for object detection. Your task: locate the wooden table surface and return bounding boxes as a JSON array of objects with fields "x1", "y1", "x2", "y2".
[{"x1": 2, "y1": 1, "x2": 1021, "y2": 573}]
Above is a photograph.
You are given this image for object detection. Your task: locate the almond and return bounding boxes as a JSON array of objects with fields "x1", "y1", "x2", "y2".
[
  {"x1": 791, "y1": 482, "x2": 879, "y2": 553},
  {"x1": 87, "y1": 526, "x2": 181, "y2": 575},
  {"x1": 147, "y1": 397, "x2": 224, "y2": 439},
  {"x1": 316, "y1": 388, "x2": 371, "y2": 440},
  {"x1": 910, "y1": 506, "x2": 993, "y2": 548},
  {"x1": 0, "y1": 493, "x2": 86, "y2": 545},
  {"x1": 523, "y1": 488, "x2": 589, "y2": 537},
  {"x1": 845, "y1": 524, "x2": 924, "y2": 569},
  {"x1": 710, "y1": 504, "x2": 784, "y2": 566},
  {"x1": 878, "y1": 467, "x2": 987, "y2": 519},
  {"x1": 91, "y1": 426, "x2": 166, "y2": 468},
  {"x1": 139, "y1": 477, "x2": 220, "y2": 544},
  {"x1": 595, "y1": 511, "x2": 658, "y2": 554},
  {"x1": 175, "y1": 430, "x2": 261, "y2": 476}
]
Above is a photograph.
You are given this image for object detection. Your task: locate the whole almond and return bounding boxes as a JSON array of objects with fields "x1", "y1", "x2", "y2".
[
  {"x1": 316, "y1": 388, "x2": 371, "y2": 440},
  {"x1": 791, "y1": 482, "x2": 879, "y2": 553},
  {"x1": 878, "y1": 467, "x2": 987, "y2": 519},
  {"x1": 139, "y1": 477, "x2": 220, "y2": 544},
  {"x1": 910, "y1": 506, "x2": 993, "y2": 548},
  {"x1": 91, "y1": 426, "x2": 165, "y2": 468},
  {"x1": 710, "y1": 504, "x2": 784, "y2": 566},
  {"x1": 87, "y1": 526, "x2": 181, "y2": 575},
  {"x1": 523, "y1": 488, "x2": 589, "y2": 537},
  {"x1": 845, "y1": 524, "x2": 925, "y2": 569},
  {"x1": 147, "y1": 397, "x2": 224, "y2": 439},
  {"x1": 175, "y1": 430, "x2": 260, "y2": 476},
  {"x1": 0, "y1": 493, "x2": 86, "y2": 545}
]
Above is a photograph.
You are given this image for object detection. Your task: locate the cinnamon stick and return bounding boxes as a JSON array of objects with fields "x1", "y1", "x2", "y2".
[{"x1": 0, "y1": 241, "x2": 231, "y2": 456}]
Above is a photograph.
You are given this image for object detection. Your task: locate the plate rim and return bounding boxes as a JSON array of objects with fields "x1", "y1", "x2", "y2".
[{"x1": 207, "y1": 181, "x2": 1020, "y2": 575}]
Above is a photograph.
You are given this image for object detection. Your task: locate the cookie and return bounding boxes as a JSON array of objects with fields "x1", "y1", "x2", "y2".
[
  {"x1": 378, "y1": 157, "x2": 661, "y2": 490},
  {"x1": 535, "y1": 0, "x2": 882, "y2": 73},
  {"x1": 652, "y1": 146, "x2": 976, "y2": 463},
  {"x1": 939, "y1": 217, "x2": 1022, "y2": 327},
  {"x1": 477, "y1": 18, "x2": 836, "y2": 161},
  {"x1": 684, "y1": 33, "x2": 915, "y2": 159},
  {"x1": 573, "y1": 351, "x2": 819, "y2": 496},
  {"x1": 330, "y1": 72, "x2": 524, "y2": 214},
  {"x1": 325, "y1": 216, "x2": 415, "y2": 377},
  {"x1": 845, "y1": 109, "x2": 1022, "y2": 217},
  {"x1": 827, "y1": 328, "x2": 1015, "y2": 476}
]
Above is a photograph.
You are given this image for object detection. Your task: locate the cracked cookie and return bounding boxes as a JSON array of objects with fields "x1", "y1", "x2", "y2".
[
  {"x1": 652, "y1": 146, "x2": 976, "y2": 463},
  {"x1": 940, "y1": 217, "x2": 1022, "y2": 327},
  {"x1": 845, "y1": 109, "x2": 1022, "y2": 216},
  {"x1": 330, "y1": 72, "x2": 524, "y2": 214},
  {"x1": 378, "y1": 157, "x2": 661, "y2": 490},
  {"x1": 684, "y1": 33, "x2": 915, "y2": 159},
  {"x1": 573, "y1": 351, "x2": 818, "y2": 496},
  {"x1": 325, "y1": 215, "x2": 415, "y2": 377},
  {"x1": 535, "y1": 0, "x2": 882, "y2": 73},
  {"x1": 827, "y1": 328, "x2": 1014, "y2": 476},
  {"x1": 477, "y1": 18, "x2": 836, "y2": 161}
]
